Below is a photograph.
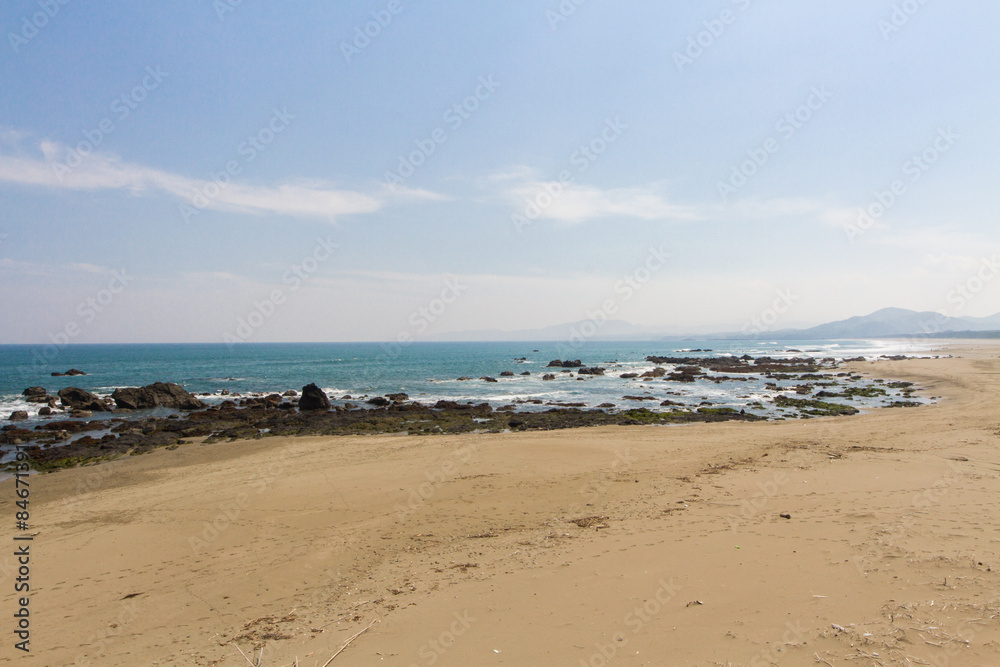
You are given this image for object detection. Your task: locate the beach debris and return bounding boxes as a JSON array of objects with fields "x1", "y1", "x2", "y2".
[
  {"x1": 120, "y1": 592, "x2": 143, "y2": 600},
  {"x1": 570, "y1": 516, "x2": 609, "y2": 529},
  {"x1": 780, "y1": 513, "x2": 792, "y2": 519},
  {"x1": 686, "y1": 600, "x2": 703, "y2": 607},
  {"x1": 321, "y1": 618, "x2": 379, "y2": 665}
]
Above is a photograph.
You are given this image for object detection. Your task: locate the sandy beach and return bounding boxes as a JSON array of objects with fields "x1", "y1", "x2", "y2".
[{"x1": 3, "y1": 342, "x2": 1000, "y2": 666}]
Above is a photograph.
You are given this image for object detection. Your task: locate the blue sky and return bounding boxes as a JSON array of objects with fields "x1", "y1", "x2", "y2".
[{"x1": 1, "y1": 0, "x2": 998, "y2": 343}]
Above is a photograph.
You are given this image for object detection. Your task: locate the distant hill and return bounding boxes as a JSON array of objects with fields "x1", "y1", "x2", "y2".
[
  {"x1": 761, "y1": 307, "x2": 1000, "y2": 340},
  {"x1": 426, "y1": 308, "x2": 1000, "y2": 342}
]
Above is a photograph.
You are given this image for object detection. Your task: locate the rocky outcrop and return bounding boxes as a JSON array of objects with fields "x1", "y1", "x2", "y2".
[
  {"x1": 58, "y1": 387, "x2": 112, "y2": 411},
  {"x1": 385, "y1": 393, "x2": 409, "y2": 402},
  {"x1": 481, "y1": 376, "x2": 498, "y2": 383},
  {"x1": 542, "y1": 374, "x2": 556, "y2": 381},
  {"x1": 577, "y1": 367, "x2": 605, "y2": 375},
  {"x1": 112, "y1": 383, "x2": 206, "y2": 410},
  {"x1": 298, "y1": 384, "x2": 331, "y2": 411},
  {"x1": 22, "y1": 387, "x2": 47, "y2": 398},
  {"x1": 367, "y1": 397, "x2": 391, "y2": 407},
  {"x1": 8, "y1": 411, "x2": 28, "y2": 421},
  {"x1": 52, "y1": 369, "x2": 87, "y2": 377},
  {"x1": 500, "y1": 371, "x2": 515, "y2": 377},
  {"x1": 546, "y1": 359, "x2": 583, "y2": 368}
]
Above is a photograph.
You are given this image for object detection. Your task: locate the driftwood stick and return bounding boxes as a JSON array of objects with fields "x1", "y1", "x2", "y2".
[{"x1": 322, "y1": 618, "x2": 379, "y2": 666}]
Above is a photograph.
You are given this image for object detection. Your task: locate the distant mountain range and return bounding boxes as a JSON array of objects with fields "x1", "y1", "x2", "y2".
[{"x1": 426, "y1": 308, "x2": 1000, "y2": 342}]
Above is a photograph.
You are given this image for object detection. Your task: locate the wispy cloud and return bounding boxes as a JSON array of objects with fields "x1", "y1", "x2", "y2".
[
  {"x1": 0, "y1": 137, "x2": 386, "y2": 221},
  {"x1": 504, "y1": 177, "x2": 698, "y2": 223}
]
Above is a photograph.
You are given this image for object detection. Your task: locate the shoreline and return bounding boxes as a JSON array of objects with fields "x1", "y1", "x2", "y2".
[
  {"x1": 3, "y1": 342, "x2": 999, "y2": 665},
  {"x1": 3, "y1": 349, "x2": 944, "y2": 472}
]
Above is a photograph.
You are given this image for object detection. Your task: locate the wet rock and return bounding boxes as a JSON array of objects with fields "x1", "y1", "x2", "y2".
[
  {"x1": 52, "y1": 369, "x2": 87, "y2": 377},
  {"x1": 500, "y1": 371, "x2": 515, "y2": 377},
  {"x1": 620, "y1": 373, "x2": 638, "y2": 379},
  {"x1": 577, "y1": 367, "x2": 605, "y2": 375},
  {"x1": 386, "y1": 393, "x2": 409, "y2": 402},
  {"x1": 22, "y1": 387, "x2": 47, "y2": 398},
  {"x1": 520, "y1": 371, "x2": 531, "y2": 376},
  {"x1": 542, "y1": 374, "x2": 556, "y2": 381},
  {"x1": 58, "y1": 387, "x2": 112, "y2": 411},
  {"x1": 546, "y1": 359, "x2": 583, "y2": 368},
  {"x1": 8, "y1": 411, "x2": 28, "y2": 421},
  {"x1": 283, "y1": 390, "x2": 298, "y2": 397},
  {"x1": 112, "y1": 383, "x2": 207, "y2": 410},
  {"x1": 481, "y1": 376, "x2": 498, "y2": 383},
  {"x1": 367, "y1": 397, "x2": 391, "y2": 407},
  {"x1": 38, "y1": 407, "x2": 53, "y2": 416},
  {"x1": 298, "y1": 384, "x2": 331, "y2": 411}
]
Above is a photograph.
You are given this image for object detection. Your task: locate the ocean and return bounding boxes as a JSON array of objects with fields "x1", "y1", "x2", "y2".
[{"x1": 0, "y1": 338, "x2": 937, "y2": 426}]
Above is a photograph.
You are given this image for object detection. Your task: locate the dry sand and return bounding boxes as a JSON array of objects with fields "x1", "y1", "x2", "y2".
[{"x1": 3, "y1": 342, "x2": 1000, "y2": 666}]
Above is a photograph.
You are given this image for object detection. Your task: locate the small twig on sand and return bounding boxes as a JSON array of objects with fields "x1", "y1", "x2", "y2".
[
  {"x1": 322, "y1": 618, "x2": 380, "y2": 666},
  {"x1": 231, "y1": 642, "x2": 257, "y2": 667},
  {"x1": 814, "y1": 653, "x2": 834, "y2": 667}
]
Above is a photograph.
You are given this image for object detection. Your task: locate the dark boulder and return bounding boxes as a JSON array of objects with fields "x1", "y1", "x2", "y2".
[
  {"x1": 58, "y1": 387, "x2": 112, "y2": 411},
  {"x1": 481, "y1": 376, "x2": 498, "y2": 383},
  {"x1": 546, "y1": 359, "x2": 583, "y2": 368},
  {"x1": 8, "y1": 411, "x2": 28, "y2": 421},
  {"x1": 385, "y1": 393, "x2": 409, "y2": 402},
  {"x1": 52, "y1": 368, "x2": 87, "y2": 377},
  {"x1": 500, "y1": 371, "x2": 515, "y2": 377},
  {"x1": 542, "y1": 374, "x2": 556, "y2": 381},
  {"x1": 520, "y1": 371, "x2": 531, "y2": 376},
  {"x1": 111, "y1": 383, "x2": 206, "y2": 410},
  {"x1": 577, "y1": 367, "x2": 605, "y2": 376},
  {"x1": 38, "y1": 407, "x2": 53, "y2": 416},
  {"x1": 366, "y1": 397, "x2": 391, "y2": 407},
  {"x1": 298, "y1": 384, "x2": 331, "y2": 411},
  {"x1": 22, "y1": 387, "x2": 47, "y2": 398}
]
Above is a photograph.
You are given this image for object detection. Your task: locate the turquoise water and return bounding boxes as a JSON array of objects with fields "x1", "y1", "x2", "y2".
[{"x1": 0, "y1": 339, "x2": 934, "y2": 424}]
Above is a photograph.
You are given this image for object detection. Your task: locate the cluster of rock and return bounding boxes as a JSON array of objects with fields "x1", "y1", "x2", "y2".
[{"x1": 9, "y1": 382, "x2": 207, "y2": 421}]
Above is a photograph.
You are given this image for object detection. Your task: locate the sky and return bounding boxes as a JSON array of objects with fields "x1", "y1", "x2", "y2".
[{"x1": 1, "y1": 0, "x2": 999, "y2": 344}]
